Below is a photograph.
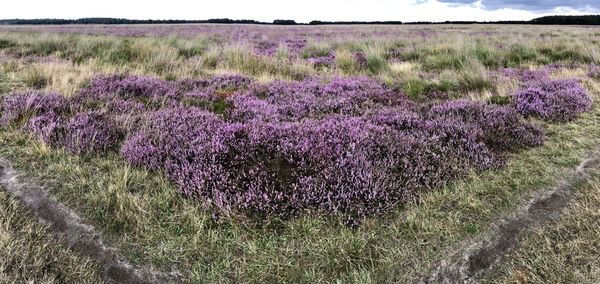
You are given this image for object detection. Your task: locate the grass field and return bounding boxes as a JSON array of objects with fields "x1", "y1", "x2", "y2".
[{"x1": 0, "y1": 24, "x2": 599, "y2": 283}]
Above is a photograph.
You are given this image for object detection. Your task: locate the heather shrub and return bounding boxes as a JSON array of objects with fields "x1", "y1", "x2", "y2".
[
  {"x1": 589, "y1": 64, "x2": 600, "y2": 79},
  {"x1": 0, "y1": 92, "x2": 67, "y2": 126},
  {"x1": 410, "y1": 118, "x2": 502, "y2": 187},
  {"x1": 353, "y1": 52, "x2": 368, "y2": 69},
  {"x1": 501, "y1": 68, "x2": 549, "y2": 83},
  {"x1": 204, "y1": 74, "x2": 252, "y2": 91},
  {"x1": 25, "y1": 113, "x2": 65, "y2": 145},
  {"x1": 74, "y1": 74, "x2": 181, "y2": 111},
  {"x1": 308, "y1": 52, "x2": 336, "y2": 68},
  {"x1": 427, "y1": 100, "x2": 546, "y2": 152},
  {"x1": 122, "y1": 101, "x2": 535, "y2": 221},
  {"x1": 63, "y1": 112, "x2": 123, "y2": 155},
  {"x1": 513, "y1": 79, "x2": 592, "y2": 122},
  {"x1": 73, "y1": 74, "x2": 252, "y2": 114},
  {"x1": 121, "y1": 107, "x2": 225, "y2": 171},
  {"x1": 228, "y1": 77, "x2": 410, "y2": 121},
  {"x1": 123, "y1": 111, "x2": 417, "y2": 219}
]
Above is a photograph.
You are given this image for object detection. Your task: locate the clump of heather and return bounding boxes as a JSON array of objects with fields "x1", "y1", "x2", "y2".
[
  {"x1": 513, "y1": 79, "x2": 592, "y2": 122},
  {"x1": 283, "y1": 39, "x2": 306, "y2": 57},
  {"x1": 78, "y1": 74, "x2": 180, "y2": 102},
  {"x1": 25, "y1": 113, "x2": 65, "y2": 145},
  {"x1": 501, "y1": 68, "x2": 549, "y2": 83},
  {"x1": 121, "y1": 107, "x2": 225, "y2": 171},
  {"x1": 253, "y1": 41, "x2": 278, "y2": 57},
  {"x1": 589, "y1": 64, "x2": 600, "y2": 79},
  {"x1": 178, "y1": 74, "x2": 252, "y2": 92},
  {"x1": 74, "y1": 74, "x2": 252, "y2": 114},
  {"x1": 202, "y1": 74, "x2": 253, "y2": 91},
  {"x1": 427, "y1": 100, "x2": 546, "y2": 152},
  {"x1": 353, "y1": 52, "x2": 368, "y2": 68},
  {"x1": 73, "y1": 74, "x2": 181, "y2": 112},
  {"x1": 229, "y1": 77, "x2": 411, "y2": 121},
  {"x1": 0, "y1": 92, "x2": 67, "y2": 126},
  {"x1": 122, "y1": 105, "x2": 516, "y2": 220},
  {"x1": 63, "y1": 112, "x2": 123, "y2": 155},
  {"x1": 121, "y1": 110, "x2": 405, "y2": 219},
  {"x1": 307, "y1": 52, "x2": 336, "y2": 68}
]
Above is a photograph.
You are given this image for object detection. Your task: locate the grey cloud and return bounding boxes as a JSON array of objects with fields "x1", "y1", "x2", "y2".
[{"x1": 436, "y1": 0, "x2": 600, "y2": 11}]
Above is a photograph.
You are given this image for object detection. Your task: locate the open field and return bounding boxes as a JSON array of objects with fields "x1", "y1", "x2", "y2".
[{"x1": 0, "y1": 24, "x2": 599, "y2": 283}]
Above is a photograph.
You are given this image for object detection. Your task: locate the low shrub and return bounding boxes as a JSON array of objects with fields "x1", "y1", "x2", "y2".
[
  {"x1": 427, "y1": 100, "x2": 546, "y2": 152},
  {"x1": 228, "y1": 76, "x2": 410, "y2": 121},
  {"x1": 589, "y1": 64, "x2": 600, "y2": 79},
  {"x1": 513, "y1": 79, "x2": 592, "y2": 122},
  {"x1": 25, "y1": 113, "x2": 64, "y2": 145},
  {"x1": 63, "y1": 112, "x2": 123, "y2": 155},
  {"x1": 0, "y1": 92, "x2": 67, "y2": 126}
]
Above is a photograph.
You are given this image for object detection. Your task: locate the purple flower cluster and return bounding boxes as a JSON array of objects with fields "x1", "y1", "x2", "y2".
[
  {"x1": 73, "y1": 74, "x2": 252, "y2": 114},
  {"x1": 23, "y1": 111, "x2": 122, "y2": 155},
  {"x1": 0, "y1": 92, "x2": 67, "y2": 126},
  {"x1": 501, "y1": 68, "x2": 549, "y2": 83},
  {"x1": 513, "y1": 79, "x2": 592, "y2": 122},
  {"x1": 229, "y1": 77, "x2": 411, "y2": 122},
  {"x1": 63, "y1": 112, "x2": 123, "y2": 155},
  {"x1": 26, "y1": 112, "x2": 64, "y2": 145},
  {"x1": 353, "y1": 52, "x2": 368, "y2": 68},
  {"x1": 119, "y1": 77, "x2": 546, "y2": 221},
  {"x1": 253, "y1": 41, "x2": 279, "y2": 57},
  {"x1": 426, "y1": 100, "x2": 546, "y2": 152},
  {"x1": 307, "y1": 52, "x2": 336, "y2": 68},
  {"x1": 589, "y1": 64, "x2": 600, "y2": 79},
  {"x1": 0, "y1": 73, "x2": 558, "y2": 223}
]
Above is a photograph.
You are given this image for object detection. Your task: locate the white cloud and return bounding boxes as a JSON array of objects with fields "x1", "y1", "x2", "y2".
[{"x1": 0, "y1": 0, "x2": 595, "y2": 22}]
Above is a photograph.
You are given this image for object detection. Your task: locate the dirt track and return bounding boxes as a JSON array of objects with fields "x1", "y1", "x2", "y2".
[
  {"x1": 427, "y1": 152, "x2": 600, "y2": 283},
  {"x1": 0, "y1": 158, "x2": 181, "y2": 284}
]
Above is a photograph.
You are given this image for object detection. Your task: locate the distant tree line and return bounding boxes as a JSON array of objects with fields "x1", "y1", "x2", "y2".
[
  {"x1": 308, "y1": 20, "x2": 404, "y2": 25},
  {"x1": 530, "y1": 15, "x2": 600, "y2": 25},
  {"x1": 0, "y1": 15, "x2": 598, "y2": 26},
  {"x1": 0, "y1": 18, "x2": 266, "y2": 25}
]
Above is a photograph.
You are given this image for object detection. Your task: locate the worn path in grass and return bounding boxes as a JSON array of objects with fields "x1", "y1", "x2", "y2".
[
  {"x1": 427, "y1": 149, "x2": 600, "y2": 283},
  {"x1": 0, "y1": 158, "x2": 180, "y2": 284}
]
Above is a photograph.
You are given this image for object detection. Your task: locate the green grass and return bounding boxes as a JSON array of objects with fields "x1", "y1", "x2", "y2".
[
  {"x1": 0, "y1": 189, "x2": 102, "y2": 283},
  {"x1": 23, "y1": 68, "x2": 49, "y2": 89}
]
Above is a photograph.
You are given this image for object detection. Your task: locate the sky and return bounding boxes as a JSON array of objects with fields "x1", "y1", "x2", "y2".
[{"x1": 1, "y1": 0, "x2": 598, "y2": 23}]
